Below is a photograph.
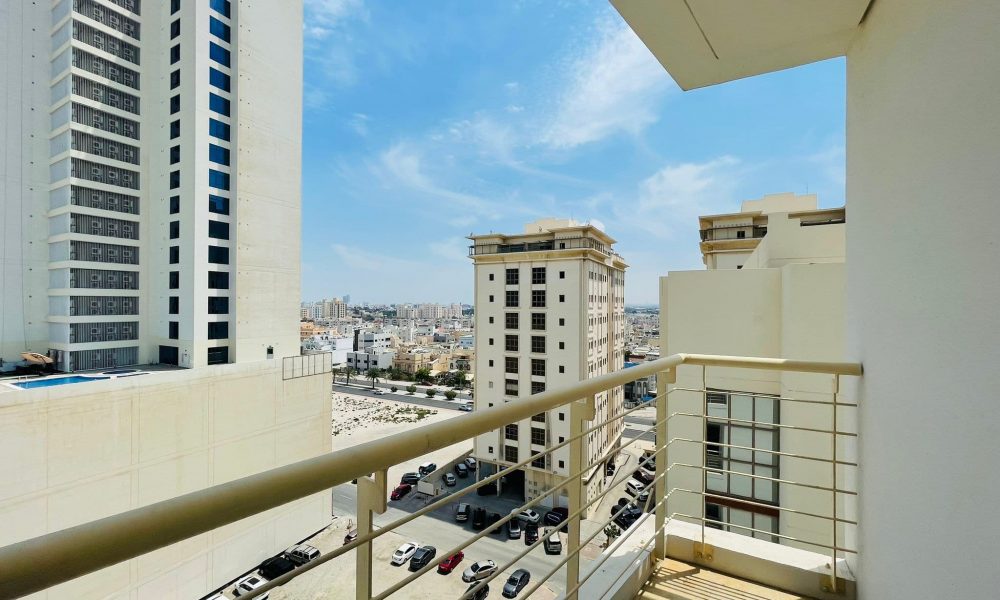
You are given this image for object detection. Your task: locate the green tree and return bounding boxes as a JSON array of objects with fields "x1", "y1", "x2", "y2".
[
  {"x1": 406, "y1": 385, "x2": 417, "y2": 395},
  {"x1": 445, "y1": 390, "x2": 457, "y2": 400},
  {"x1": 603, "y1": 523, "x2": 622, "y2": 548},
  {"x1": 344, "y1": 367, "x2": 355, "y2": 386},
  {"x1": 454, "y1": 371, "x2": 468, "y2": 389},
  {"x1": 367, "y1": 367, "x2": 382, "y2": 389},
  {"x1": 426, "y1": 388, "x2": 437, "y2": 398},
  {"x1": 415, "y1": 367, "x2": 433, "y2": 385},
  {"x1": 390, "y1": 385, "x2": 398, "y2": 392}
]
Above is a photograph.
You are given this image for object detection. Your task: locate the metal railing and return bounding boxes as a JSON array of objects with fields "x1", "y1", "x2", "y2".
[
  {"x1": 0, "y1": 354, "x2": 861, "y2": 599},
  {"x1": 699, "y1": 225, "x2": 767, "y2": 241}
]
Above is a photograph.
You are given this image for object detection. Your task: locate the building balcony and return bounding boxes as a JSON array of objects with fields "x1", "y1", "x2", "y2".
[
  {"x1": 469, "y1": 236, "x2": 623, "y2": 262},
  {"x1": 699, "y1": 225, "x2": 768, "y2": 242},
  {"x1": 0, "y1": 353, "x2": 860, "y2": 600}
]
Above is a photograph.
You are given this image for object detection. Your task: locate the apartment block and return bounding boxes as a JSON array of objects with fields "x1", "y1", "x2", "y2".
[
  {"x1": 470, "y1": 219, "x2": 627, "y2": 512},
  {"x1": 1, "y1": 0, "x2": 301, "y2": 372}
]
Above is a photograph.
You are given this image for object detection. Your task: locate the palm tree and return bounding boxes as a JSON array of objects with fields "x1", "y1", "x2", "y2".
[
  {"x1": 367, "y1": 367, "x2": 382, "y2": 389},
  {"x1": 344, "y1": 367, "x2": 354, "y2": 386}
]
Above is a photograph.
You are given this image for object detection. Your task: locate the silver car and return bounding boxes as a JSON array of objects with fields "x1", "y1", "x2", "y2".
[{"x1": 462, "y1": 559, "x2": 498, "y2": 582}]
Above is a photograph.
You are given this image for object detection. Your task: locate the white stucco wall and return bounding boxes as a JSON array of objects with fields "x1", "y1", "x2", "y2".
[
  {"x1": 846, "y1": 0, "x2": 1000, "y2": 596},
  {"x1": 0, "y1": 360, "x2": 331, "y2": 599}
]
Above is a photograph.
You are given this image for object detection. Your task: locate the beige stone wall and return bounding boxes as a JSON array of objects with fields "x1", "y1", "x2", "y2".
[{"x1": 0, "y1": 360, "x2": 331, "y2": 599}]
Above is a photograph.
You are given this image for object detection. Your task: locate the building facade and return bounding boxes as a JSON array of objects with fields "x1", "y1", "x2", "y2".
[
  {"x1": 1, "y1": 0, "x2": 301, "y2": 372},
  {"x1": 470, "y1": 219, "x2": 627, "y2": 513}
]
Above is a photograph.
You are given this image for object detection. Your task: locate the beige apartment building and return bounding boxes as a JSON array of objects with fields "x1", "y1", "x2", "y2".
[
  {"x1": 470, "y1": 219, "x2": 627, "y2": 513},
  {"x1": 661, "y1": 194, "x2": 846, "y2": 549}
]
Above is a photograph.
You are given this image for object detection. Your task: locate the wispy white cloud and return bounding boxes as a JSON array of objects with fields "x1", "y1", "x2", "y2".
[
  {"x1": 304, "y1": 0, "x2": 368, "y2": 39},
  {"x1": 349, "y1": 112, "x2": 371, "y2": 136},
  {"x1": 538, "y1": 20, "x2": 675, "y2": 149}
]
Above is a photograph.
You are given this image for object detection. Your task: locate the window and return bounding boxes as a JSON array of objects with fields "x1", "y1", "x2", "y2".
[
  {"x1": 208, "y1": 245, "x2": 229, "y2": 264},
  {"x1": 207, "y1": 67, "x2": 231, "y2": 92},
  {"x1": 531, "y1": 359, "x2": 546, "y2": 377},
  {"x1": 488, "y1": 295, "x2": 494, "y2": 303},
  {"x1": 505, "y1": 356, "x2": 518, "y2": 373},
  {"x1": 531, "y1": 381, "x2": 545, "y2": 394},
  {"x1": 488, "y1": 338, "x2": 494, "y2": 346},
  {"x1": 169, "y1": 246, "x2": 179, "y2": 263},
  {"x1": 559, "y1": 341, "x2": 565, "y2": 350},
  {"x1": 488, "y1": 316, "x2": 494, "y2": 324},
  {"x1": 168, "y1": 321, "x2": 179, "y2": 339},
  {"x1": 531, "y1": 456, "x2": 547, "y2": 469},
  {"x1": 208, "y1": 169, "x2": 229, "y2": 190},
  {"x1": 558, "y1": 460, "x2": 565, "y2": 469},
  {"x1": 209, "y1": 93, "x2": 230, "y2": 116},
  {"x1": 170, "y1": 145, "x2": 180, "y2": 164},
  {"x1": 487, "y1": 446, "x2": 494, "y2": 454},
  {"x1": 208, "y1": 321, "x2": 229, "y2": 339},
  {"x1": 170, "y1": 70, "x2": 180, "y2": 89},
  {"x1": 504, "y1": 424, "x2": 518, "y2": 441},
  {"x1": 209, "y1": 42, "x2": 230, "y2": 67},
  {"x1": 532, "y1": 413, "x2": 546, "y2": 422},
  {"x1": 505, "y1": 334, "x2": 518, "y2": 352},
  {"x1": 207, "y1": 346, "x2": 229, "y2": 365},
  {"x1": 210, "y1": 0, "x2": 231, "y2": 18},
  {"x1": 209, "y1": 118, "x2": 230, "y2": 141},
  {"x1": 531, "y1": 428, "x2": 546, "y2": 445},
  {"x1": 736, "y1": 230, "x2": 746, "y2": 239},
  {"x1": 170, "y1": 120, "x2": 180, "y2": 139},
  {"x1": 558, "y1": 365, "x2": 565, "y2": 374},
  {"x1": 559, "y1": 271, "x2": 565, "y2": 279},
  {"x1": 505, "y1": 313, "x2": 518, "y2": 329},
  {"x1": 208, "y1": 194, "x2": 229, "y2": 215},
  {"x1": 531, "y1": 336, "x2": 545, "y2": 354},
  {"x1": 504, "y1": 446, "x2": 518, "y2": 463},
  {"x1": 170, "y1": 45, "x2": 180, "y2": 64},
  {"x1": 208, "y1": 144, "x2": 229, "y2": 165},
  {"x1": 559, "y1": 318, "x2": 565, "y2": 326},
  {"x1": 532, "y1": 267, "x2": 546, "y2": 284},
  {"x1": 505, "y1": 290, "x2": 518, "y2": 308},
  {"x1": 207, "y1": 270, "x2": 229, "y2": 289},
  {"x1": 531, "y1": 313, "x2": 545, "y2": 331},
  {"x1": 505, "y1": 379, "x2": 518, "y2": 396},
  {"x1": 208, "y1": 220, "x2": 229, "y2": 239},
  {"x1": 169, "y1": 170, "x2": 179, "y2": 189},
  {"x1": 531, "y1": 290, "x2": 546, "y2": 308},
  {"x1": 169, "y1": 221, "x2": 179, "y2": 239},
  {"x1": 505, "y1": 268, "x2": 519, "y2": 285},
  {"x1": 171, "y1": 0, "x2": 180, "y2": 14},
  {"x1": 169, "y1": 195, "x2": 180, "y2": 214},
  {"x1": 170, "y1": 20, "x2": 180, "y2": 39},
  {"x1": 488, "y1": 273, "x2": 494, "y2": 281},
  {"x1": 559, "y1": 294, "x2": 565, "y2": 303},
  {"x1": 209, "y1": 16, "x2": 231, "y2": 42},
  {"x1": 558, "y1": 412, "x2": 565, "y2": 421},
  {"x1": 169, "y1": 271, "x2": 179, "y2": 289},
  {"x1": 488, "y1": 359, "x2": 493, "y2": 367},
  {"x1": 168, "y1": 296, "x2": 179, "y2": 314}
]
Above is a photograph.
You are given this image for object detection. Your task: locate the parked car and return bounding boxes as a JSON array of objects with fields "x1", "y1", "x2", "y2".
[
  {"x1": 462, "y1": 560, "x2": 498, "y2": 582},
  {"x1": 390, "y1": 483, "x2": 412, "y2": 500},
  {"x1": 455, "y1": 503, "x2": 471, "y2": 522},
  {"x1": 466, "y1": 583, "x2": 489, "y2": 600},
  {"x1": 640, "y1": 452, "x2": 657, "y2": 469},
  {"x1": 409, "y1": 545, "x2": 437, "y2": 571},
  {"x1": 344, "y1": 529, "x2": 358, "y2": 545},
  {"x1": 437, "y1": 550, "x2": 465, "y2": 574},
  {"x1": 616, "y1": 498, "x2": 639, "y2": 512},
  {"x1": 502, "y1": 568, "x2": 531, "y2": 598},
  {"x1": 524, "y1": 523, "x2": 539, "y2": 545},
  {"x1": 605, "y1": 462, "x2": 616, "y2": 476},
  {"x1": 400, "y1": 472, "x2": 421, "y2": 485},
  {"x1": 514, "y1": 509, "x2": 541, "y2": 523},
  {"x1": 460, "y1": 403, "x2": 474, "y2": 412},
  {"x1": 612, "y1": 506, "x2": 643, "y2": 530},
  {"x1": 455, "y1": 463, "x2": 470, "y2": 478},
  {"x1": 464, "y1": 457, "x2": 477, "y2": 470},
  {"x1": 472, "y1": 507, "x2": 487, "y2": 530},
  {"x1": 507, "y1": 519, "x2": 522, "y2": 539},
  {"x1": 419, "y1": 462, "x2": 437, "y2": 475},
  {"x1": 543, "y1": 530, "x2": 562, "y2": 555},
  {"x1": 625, "y1": 479, "x2": 650, "y2": 502},
  {"x1": 232, "y1": 574, "x2": 269, "y2": 598},
  {"x1": 444, "y1": 472, "x2": 457, "y2": 487},
  {"x1": 285, "y1": 543, "x2": 320, "y2": 566},
  {"x1": 390, "y1": 542, "x2": 419, "y2": 566},
  {"x1": 258, "y1": 555, "x2": 295, "y2": 580},
  {"x1": 543, "y1": 507, "x2": 569, "y2": 532},
  {"x1": 373, "y1": 388, "x2": 386, "y2": 395},
  {"x1": 632, "y1": 468, "x2": 654, "y2": 485},
  {"x1": 488, "y1": 512, "x2": 504, "y2": 534}
]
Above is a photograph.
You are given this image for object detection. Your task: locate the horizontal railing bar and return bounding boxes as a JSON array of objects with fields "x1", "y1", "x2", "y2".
[
  {"x1": 0, "y1": 353, "x2": 860, "y2": 598},
  {"x1": 670, "y1": 386, "x2": 859, "y2": 407},
  {"x1": 672, "y1": 513, "x2": 859, "y2": 554},
  {"x1": 671, "y1": 411, "x2": 859, "y2": 437},
  {"x1": 670, "y1": 437, "x2": 859, "y2": 467},
  {"x1": 670, "y1": 462, "x2": 859, "y2": 495},
  {"x1": 671, "y1": 488, "x2": 859, "y2": 525}
]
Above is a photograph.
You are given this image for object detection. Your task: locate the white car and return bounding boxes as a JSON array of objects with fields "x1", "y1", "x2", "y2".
[
  {"x1": 459, "y1": 403, "x2": 474, "y2": 412},
  {"x1": 464, "y1": 457, "x2": 477, "y2": 470},
  {"x1": 514, "y1": 509, "x2": 541, "y2": 523},
  {"x1": 390, "y1": 542, "x2": 419, "y2": 566},
  {"x1": 233, "y1": 574, "x2": 269, "y2": 599},
  {"x1": 373, "y1": 389, "x2": 386, "y2": 395},
  {"x1": 462, "y1": 559, "x2": 498, "y2": 582}
]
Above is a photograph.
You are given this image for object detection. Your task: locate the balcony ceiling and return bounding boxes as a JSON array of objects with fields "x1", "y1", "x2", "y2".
[{"x1": 610, "y1": 0, "x2": 872, "y2": 90}]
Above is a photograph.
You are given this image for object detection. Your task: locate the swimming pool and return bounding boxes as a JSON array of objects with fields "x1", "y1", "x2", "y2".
[{"x1": 11, "y1": 375, "x2": 110, "y2": 389}]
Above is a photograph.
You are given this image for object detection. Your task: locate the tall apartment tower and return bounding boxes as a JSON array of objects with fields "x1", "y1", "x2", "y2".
[
  {"x1": 1, "y1": 0, "x2": 301, "y2": 372},
  {"x1": 469, "y1": 219, "x2": 627, "y2": 512}
]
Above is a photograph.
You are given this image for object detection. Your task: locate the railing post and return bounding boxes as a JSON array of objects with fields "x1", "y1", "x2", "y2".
[
  {"x1": 565, "y1": 394, "x2": 595, "y2": 600},
  {"x1": 356, "y1": 470, "x2": 387, "y2": 600},
  {"x1": 826, "y1": 374, "x2": 841, "y2": 593},
  {"x1": 654, "y1": 369, "x2": 674, "y2": 560}
]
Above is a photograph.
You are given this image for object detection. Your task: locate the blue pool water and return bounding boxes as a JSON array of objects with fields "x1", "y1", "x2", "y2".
[{"x1": 12, "y1": 375, "x2": 109, "y2": 389}]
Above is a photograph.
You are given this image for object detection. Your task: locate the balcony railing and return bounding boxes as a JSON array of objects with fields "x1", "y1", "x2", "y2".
[
  {"x1": 699, "y1": 225, "x2": 767, "y2": 242},
  {"x1": 0, "y1": 353, "x2": 861, "y2": 599},
  {"x1": 468, "y1": 236, "x2": 622, "y2": 260}
]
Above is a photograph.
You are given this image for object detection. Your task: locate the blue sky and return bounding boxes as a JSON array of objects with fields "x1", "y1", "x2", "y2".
[{"x1": 300, "y1": 0, "x2": 846, "y2": 306}]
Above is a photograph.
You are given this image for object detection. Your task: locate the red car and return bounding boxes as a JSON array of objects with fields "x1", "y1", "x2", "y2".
[
  {"x1": 390, "y1": 483, "x2": 412, "y2": 500},
  {"x1": 437, "y1": 551, "x2": 465, "y2": 574}
]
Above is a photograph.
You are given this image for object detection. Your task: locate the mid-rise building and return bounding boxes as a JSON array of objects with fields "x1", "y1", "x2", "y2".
[
  {"x1": 469, "y1": 219, "x2": 627, "y2": 512},
  {"x1": 1, "y1": 0, "x2": 301, "y2": 372}
]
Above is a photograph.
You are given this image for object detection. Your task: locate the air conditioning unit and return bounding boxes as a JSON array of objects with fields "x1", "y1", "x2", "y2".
[
  {"x1": 92, "y1": 8, "x2": 103, "y2": 22},
  {"x1": 93, "y1": 114, "x2": 104, "y2": 126},
  {"x1": 106, "y1": 169, "x2": 118, "y2": 180},
  {"x1": 92, "y1": 87, "x2": 103, "y2": 100},
  {"x1": 92, "y1": 140, "x2": 103, "y2": 151}
]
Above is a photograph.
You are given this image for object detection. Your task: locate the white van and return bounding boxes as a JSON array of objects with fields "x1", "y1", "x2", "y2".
[{"x1": 285, "y1": 543, "x2": 320, "y2": 566}]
